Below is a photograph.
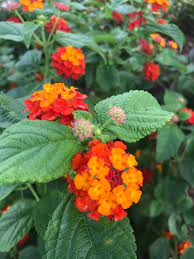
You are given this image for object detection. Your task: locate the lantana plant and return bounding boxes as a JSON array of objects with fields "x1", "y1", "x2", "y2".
[{"x1": 0, "y1": 0, "x2": 193, "y2": 258}]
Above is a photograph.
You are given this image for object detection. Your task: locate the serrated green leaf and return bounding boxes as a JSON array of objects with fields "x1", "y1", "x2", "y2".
[
  {"x1": 0, "y1": 184, "x2": 18, "y2": 201},
  {"x1": 34, "y1": 191, "x2": 65, "y2": 239},
  {"x1": 73, "y1": 110, "x2": 93, "y2": 121},
  {"x1": 0, "y1": 120, "x2": 81, "y2": 184},
  {"x1": 45, "y1": 198, "x2": 137, "y2": 259},
  {"x1": 156, "y1": 124, "x2": 185, "y2": 161},
  {"x1": 0, "y1": 200, "x2": 34, "y2": 252},
  {"x1": 0, "y1": 92, "x2": 26, "y2": 128},
  {"x1": 148, "y1": 21, "x2": 185, "y2": 50},
  {"x1": 94, "y1": 91, "x2": 173, "y2": 143}
]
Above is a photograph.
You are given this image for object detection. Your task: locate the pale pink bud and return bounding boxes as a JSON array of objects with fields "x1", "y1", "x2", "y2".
[
  {"x1": 172, "y1": 115, "x2": 180, "y2": 123},
  {"x1": 72, "y1": 119, "x2": 94, "y2": 141},
  {"x1": 108, "y1": 106, "x2": 126, "y2": 125}
]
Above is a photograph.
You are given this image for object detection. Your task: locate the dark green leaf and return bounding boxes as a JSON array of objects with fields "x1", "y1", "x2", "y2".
[
  {"x1": 156, "y1": 124, "x2": 185, "y2": 161},
  {"x1": 149, "y1": 238, "x2": 170, "y2": 259},
  {"x1": 0, "y1": 200, "x2": 34, "y2": 252},
  {"x1": 19, "y1": 246, "x2": 42, "y2": 259},
  {"x1": 0, "y1": 184, "x2": 18, "y2": 201},
  {"x1": 0, "y1": 120, "x2": 81, "y2": 184},
  {"x1": 34, "y1": 191, "x2": 65, "y2": 239},
  {"x1": 45, "y1": 198, "x2": 137, "y2": 259}
]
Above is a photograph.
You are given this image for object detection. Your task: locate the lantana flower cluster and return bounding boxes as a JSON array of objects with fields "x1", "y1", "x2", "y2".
[
  {"x1": 144, "y1": 0, "x2": 170, "y2": 12},
  {"x1": 151, "y1": 33, "x2": 178, "y2": 50},
  {"x1": 67, "y1": 140, "x2": 143, "y2": 221},
  {"x1": 143, "y1": 62, "x2": 160, "y2": 81},
  {"x1": 52, "y1": 46, "x2": 85, "y2": 80},
  {"x1": 19, "y1": 0, "x2": 44, "y2": 12},
  {"x1": 182, "y1": 108, "x2": 194, "y2": 124},
  {"x1": 24, "y1": 83, "x2": 89, "y2": 125},
  {"x1": 128, "y1": 12, "x2": 146, "y2": 30},
  {"x1": 45, "y1": 16, "x2": 71, "y2": 33},
  {"x1": 178, "y1": 240, "x2": 192, "y2": 255}
]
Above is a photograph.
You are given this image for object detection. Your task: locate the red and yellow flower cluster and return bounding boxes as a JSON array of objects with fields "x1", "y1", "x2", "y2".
[
  {"x1": 151, "y1": 34, "x2": 178, "y2": 50},
  {"x1": 19, "y1": 0, "x2": 44, "y2": 12},
  {"x1": 144, "y1": 0, "x2": 170, "y2": 12},
  {"x1": 52, "y1": 46, "x2": 85, "y2": 80},
  {"x1": 24, "y1": 83, "x2": 89, "y2": 125},
  {"x1": 67, "y1": 140, "x2": 143, "y2": 221},
  {"x1": 45, "y1": 16, "x2": 71, "y2": 33},
  {"x1": 178, "y1": 240, "x2": 192, "y2": 255}
]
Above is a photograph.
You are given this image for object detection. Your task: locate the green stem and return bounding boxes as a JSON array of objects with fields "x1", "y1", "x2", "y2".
[
  {"x1": 41, "y1": 27, "x2": 50, "y2": 79},
  {"x1": 27, "y1": 184, "x2": 40, "y2": 202},
  {"x1": 47, "y1": 16, "x2": 59, "y2": 44}
]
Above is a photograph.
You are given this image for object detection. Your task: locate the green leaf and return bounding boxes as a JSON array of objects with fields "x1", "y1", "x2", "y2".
[
  {"x1": 45, "y1": 198, "x2": 137, "y2": 259},
  {"x1": 55, "y1": 31, "x2": 106, "y2": 61},
  {"x1": 156, "y1": 124, "x2": 185, "y2": 161},
  {"x1": 16, "y1": 50, "x2": 42, "y2": 69},
  {"x1": 0, "y1": 200, "x2": 34, "y2": 252},
  {"x1": 0, "y1": 22, "x2": 38, "y2": 48},
  {"x1": 34, "y1": 191, "x2": 65, "y2": 239},
  {"x1": 23, "y1": 22, "x2": 39, "y2": 48},
  {"x1": 0, "y1": 120, "x2": 81, "y2": 184},
  {"x1": 115, "y1": 4, "x2": 135, "y2": 14},
  {"x1": 19, "y1": 246, "x2": 42, "y2": 259},
  {"x1": 0, "y1": 184, "x2": 18, "y2": 201},
  {"x1": 94, "y1": 91, "x2": 173, "y2": 143},
  {"x1": 0, "y1": 92, "x2": 26, "y2": 128},
  {"x1": 180, "y1": 134, "x2": 194, "y2": 187},
  {"x1": 73, "y1": 110, "x2": 93, "y2": 121},
  {"x1": 55, "y1": 31, "x2": 94, "y2": 48},
  {"x1": 96, "y1": 64, "x2": 120, "y2": 93},
  {"x1": 163, "y1": 90, "x2": 186, "y2": 112},
  {"x1": 180, "y1": 248, "x2": 194, "y2": 259},
  {"x1": 149, "y1": 238, "x2": 170, "y2": 259},
  {"x1": 0, "y1": 22, "x2": 24, "y2": 42},
  {"x1": 148, "y1": 21, "x2": 185, "y2": 50}
]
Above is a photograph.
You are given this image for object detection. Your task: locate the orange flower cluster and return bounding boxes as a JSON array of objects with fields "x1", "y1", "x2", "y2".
[
  {"x1": 67, "y1": 140, "x2": 143, "y2": 221},
  {"x1": 45, "y1": 16, "x2": 71, "y2": 33},
  {"x1": 143, "y1": 62, "x2": 160, "y2": 81},
  {"x1": 19, "y1": 0, "x2": 44, "y2": 12},
  {"x1": 150, "y1": 33, "x2": 178, "y2": 50},
  {"x1": 144, "y1": 0, "x2": 170, "y2": 12},
  {"x1": 24, "y1": 83, "x2": 89, "y2": 125},
  {"x1": 52, "y1": 46, "x2": 85, "y2": 80},
  {"x1": 178, "y1": 240, "x2": 192, "y2": 255},
  {"x1": 163, "y1": 230, "x2": 174, "y2": 240}
]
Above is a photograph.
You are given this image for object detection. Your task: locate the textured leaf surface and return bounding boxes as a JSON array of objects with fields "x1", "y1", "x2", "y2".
[
  {"x1": 180, "y1": 248, "x2": 194, "y2": 259},
  {"x1": 156, "y1": 124, "x2": 185, "y2": 161},
  {"x1": 94, "y1": 91, "x2": 173, "y2": 143},
  {"x1": 0, "y1": 92, "x2": 26, "y2": 128},
  {"x1": 0, "y1": 184, "x2": 18, "y2": 201},
  {"x1": 34, "y1": 191, "x2": 65, "y2": 239},
  {"x1": 45, "y1": 198, "x2": 137, "y2": 259},
  {"x1": 0, "y1": 120, "x2": 80, "y2": 184},
  {"x1": 0, "y1": 200, "x2": 34, "y2": 252}
]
